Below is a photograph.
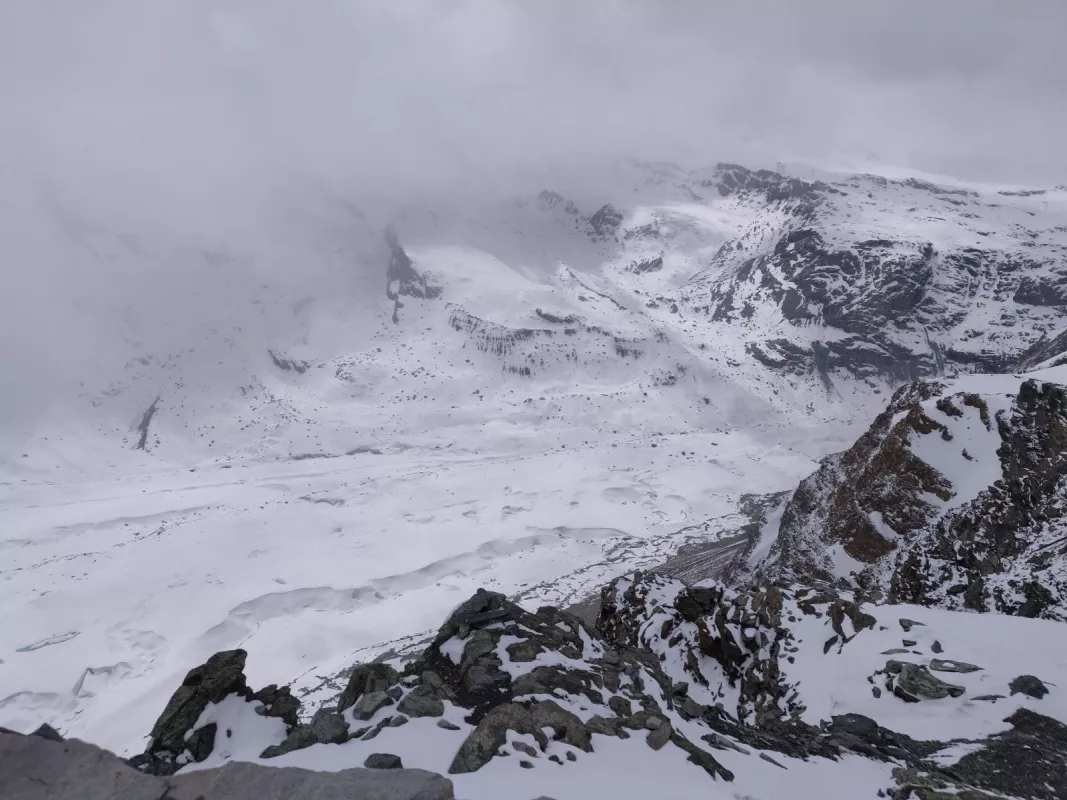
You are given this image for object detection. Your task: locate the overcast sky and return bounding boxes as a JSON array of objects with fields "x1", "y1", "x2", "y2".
[{"x1": 1, "y1": 1, "x2": 1065, "y2": 446}]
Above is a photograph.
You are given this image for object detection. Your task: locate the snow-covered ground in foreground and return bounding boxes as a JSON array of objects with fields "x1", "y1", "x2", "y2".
[
  {"x1": 0, "y1": 427, "x2": 821, "y2": 755},
  {"x1": 122, "y1": 587, "x2": 1067, "y2": 800}
]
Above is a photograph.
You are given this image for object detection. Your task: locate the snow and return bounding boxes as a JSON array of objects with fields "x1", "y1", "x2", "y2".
[
  {"x1": 784, "y1": 600, "x2": 1067, "y2": 742},
  {"x1": 2, "y1": 160, "x2": 1067, "y2": 798}
]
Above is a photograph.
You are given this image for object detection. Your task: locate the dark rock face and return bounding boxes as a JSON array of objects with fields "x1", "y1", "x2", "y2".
[
  {"x1": 891, "y1": 709, "x2": 1067, "y2": 800},
  {"x1": 586, "y1": 204, "x2": 624, "y2": 241},
  {"x1": 1010, "y1": 675, "x2": 1050, "y2": 699},
  {"x1": 680, "y1": 166, "x2": 1067, "y2": 387},
  {"x1": 130, "y1": 649, "x2": 252, "y2": 776},
  {"x1": 338, "y1": 664, "x2": 401, "y2": 714},
  {"x1": 383, "y1": 225, "x2": 441, "y2": 323},
  {"x1": 364, "y1": 753, "x2": 404, "y2": 770},
  {"x1": 754, "y1": 375, "x2": 1067, "y2": 621}
]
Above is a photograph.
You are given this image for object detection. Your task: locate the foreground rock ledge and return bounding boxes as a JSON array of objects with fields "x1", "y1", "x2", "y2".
[{"x1": 0, "y1": 727, "x2": 455, "y2": 800}]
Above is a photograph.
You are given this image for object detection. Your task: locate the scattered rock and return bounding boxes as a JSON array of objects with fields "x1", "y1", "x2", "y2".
[
  {"x1": 931, "y1": 640, "x2": 943, "y2": 654},
  {"x1": 437, "y1": 719, "x2": 461, "y2": 731},
  {"x1": 899, "y1": 619, "x2": 925, "y2": 632},
  {"x1": 398, "y1": 685, "x2": 445, "y2": 718},
  {"x1": 512, "y1": 741, "x2": 538, "y2": 758},
  {"x1": 519, "y1": 760, "x2": 534, "y2": 769},
  {"x1": 1010, "y1": 675, "x2": 1050, "y2": 699}
]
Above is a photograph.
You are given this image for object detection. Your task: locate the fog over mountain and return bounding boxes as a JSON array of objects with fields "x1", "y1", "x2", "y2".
[
  {"x1": 3, "y1": 1, "x2": 1066, "y2": 443},
  {"x1": 4, "y1": 5, "x2": 1067, "y2": 800}
]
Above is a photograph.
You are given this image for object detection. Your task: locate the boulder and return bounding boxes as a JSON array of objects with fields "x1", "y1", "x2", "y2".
[
  {"x1": 886, "y1": 661, "x2": 965, "y2": 700},
  {"x1": 397, "y1": 685, "x2": 445, "y2": 718},
  {"x1": 352, "y1": 691, "x2": 394, "y2": 721},
  {"x1": 131, "y1": 649, "x2": 252, "y2": 775},
  {"x1": 168, "y1": 761, "x2": 454, "y2": 799},
  {"x1": 448, "y1": 704, "x2": 549, "y2": 774},
  {"x1": 338, "y1": 664, "x2": 401, "y2": 713},
  {"x1": 1, "y1": 729, "x2": 165, "y2": 800},
  {"x1": 1009, "y1": 675, "x2": 1050, "y2": 699},
  {"x1": 363, "y1": 753, "x2": 403, "y2": 770},
  {"x1": 646, "y1": 721, "x2": 673, "y2": 750}
]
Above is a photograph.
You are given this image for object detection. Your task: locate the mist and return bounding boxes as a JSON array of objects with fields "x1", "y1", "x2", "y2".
[{"x1": 2, "y1": 0, "x2": 1065, "y2": 445}]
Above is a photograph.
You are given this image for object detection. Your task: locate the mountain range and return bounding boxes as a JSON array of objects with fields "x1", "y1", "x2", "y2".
[{"x1": 3, "y1": 160, "x2": 1067, "y2": 799}]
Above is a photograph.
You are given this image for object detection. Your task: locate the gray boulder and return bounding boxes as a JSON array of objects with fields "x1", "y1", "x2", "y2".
[
  {"x1": 364, "y1": 753, "x2": 404, "y2": 770},
  {"x1": 398, "y1": 685, "x2": 445, "y2": 718},
  {"x1": 353, "y1": 690, "x2": 395, "y2": 721},
  {"x1": 0, "y1": 729, "x2": 164, "y2": 800},
  {"x1": 1, "y1": 729, "x2": 456, "y2": 800},
  {"x1": 168, "y1": 761, "x2": 453, "y2": 799},
  {"x1": 338, "y1": 663, "x2": 401, "y2": 713},
  {"x1": 130, "y1": 649, "x2": 252, "y2": 775},
  {"x1": 1010, "y1": 674, "x2": 1050, "y2": 699},
  {"x1": 448, "y1": 703, "x2": 549, "y2": 774}
]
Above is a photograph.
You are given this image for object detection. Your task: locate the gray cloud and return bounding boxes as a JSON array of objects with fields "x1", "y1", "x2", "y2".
[{"x1": 1, "y1": 1, "x2": 1064, "y2": 445}]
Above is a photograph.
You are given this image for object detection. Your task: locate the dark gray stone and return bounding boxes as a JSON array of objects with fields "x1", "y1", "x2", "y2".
[
  {"x1": 1010, "y1": 675, "x2": 1050, "y2": 699},
  {"x1": 352, "y1": 691, "x2": 394, "y2": 721},
  {"x1": 0, "y1": 730, "x2": 165, "y2": 800},
  {"x1": 364, "y1": 753, "x2": 403, "y2": 770},
  {"x1": 609, "y1": 695, "x2": 633, "y2": 717},
  {"x1": 448, "y1": 703, "x2": 548, "y2": 774},
  {"x1": 646, "y1": 721, "x2": 673, "y2": 750},
  {"x1": 132, "y1": 649, "x2": 251, "y2": 775},
  {"x1": 310, "y1": 709, "x2": 349, "y2": 744},
  {"x1": 398, "y1": 685, "x2": 445, "y2": 718},
  {"x1": 338, "y1": 664, "x2": 400, "y2": 713},
  {"x1": 168, "y1": 761, "x2": 454, "y2": 799}
]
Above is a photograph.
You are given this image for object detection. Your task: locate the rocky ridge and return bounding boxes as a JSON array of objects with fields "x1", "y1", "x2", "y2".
[
  {"x1": 108, "y1": 573, "x2": 1067, "y2": 800},
  {"x1": 743, "y1": 367, "x2": 1067, "y2": 621}
]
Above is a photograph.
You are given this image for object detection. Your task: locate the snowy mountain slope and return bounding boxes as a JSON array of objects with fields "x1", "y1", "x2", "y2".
[
  {"x1": 4, "y1": 159, "x2": 1067, "y2": 777},
  {"x1": 117, "y1": 573, "x2": 1067, "y2": 800},
  {"x1": 741, "y1": 364, "x2": 1067, "y2": 621}
]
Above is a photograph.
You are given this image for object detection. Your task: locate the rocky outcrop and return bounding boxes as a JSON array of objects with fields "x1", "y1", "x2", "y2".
[
  {"x1": 753, "y1": 372, "x2": 1067, "y2": 620},
  {"x1": 0, "y1": 727, "x2": 455, "y2": 800},
  {"x1": 24, "y1": 572, "x2": 1067, "y2": 800},
  {"x1": 586, "y1": 204, "x2": 624, "y2": 241},
  {"x1": 680, "y1": 166, "x2": 1067, "y2": 388},
  {"x1": 129, "y1": 649, "x2": 254, "y2": 776},
  {"x1": 384, "y1": 225, "x2": 441, "y2": 323}
]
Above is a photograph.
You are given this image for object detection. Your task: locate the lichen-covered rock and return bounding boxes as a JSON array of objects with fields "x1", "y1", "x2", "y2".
[{"x1": 884, "y1": 661, "x2": 965, "y2": 701}]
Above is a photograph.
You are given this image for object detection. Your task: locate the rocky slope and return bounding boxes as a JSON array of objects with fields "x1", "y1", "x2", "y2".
[
  {"x1": 738, "y1": 365, "x2": 1067, "y2": 622},
  {"x1": 87, "y1": 574, "x2": 1067, "y2": 799}
]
